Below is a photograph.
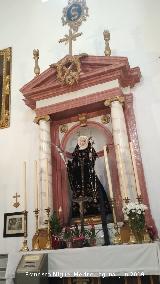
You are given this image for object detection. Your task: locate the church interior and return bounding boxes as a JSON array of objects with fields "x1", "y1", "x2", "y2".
[{"x1": 0, "y1": 0, "x2": 160, "y2": 283}]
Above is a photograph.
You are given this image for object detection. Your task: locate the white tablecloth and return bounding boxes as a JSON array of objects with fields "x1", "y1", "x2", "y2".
[{"x1": 5, "y1": 243, "x2": 160, "y2": 284}]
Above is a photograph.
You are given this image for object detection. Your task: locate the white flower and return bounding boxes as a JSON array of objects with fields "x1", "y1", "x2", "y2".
[{"x1": 122, "y1": 202, "x2": 148, "y2": 216}]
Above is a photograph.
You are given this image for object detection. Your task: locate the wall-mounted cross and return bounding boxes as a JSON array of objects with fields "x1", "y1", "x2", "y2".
[{"x1": 13, "y1": 192, "x2": 20, "y2": 208}]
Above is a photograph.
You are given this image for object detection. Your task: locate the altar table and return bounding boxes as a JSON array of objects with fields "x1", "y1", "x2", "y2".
[{"x1": 5, "y1": 243, "x2": 160, "y2": 284}]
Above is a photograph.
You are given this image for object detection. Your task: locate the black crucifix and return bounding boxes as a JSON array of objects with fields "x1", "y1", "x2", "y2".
[
  {"x1": 13, "y1": 192, "x2": 20, "y2": 208},
  {"x1": 59, "y1": 28, "x2": 82, "y2": 56}
]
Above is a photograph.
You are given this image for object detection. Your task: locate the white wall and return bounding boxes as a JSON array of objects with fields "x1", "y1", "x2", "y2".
[{"x1": 0, "y1": 0, "x2": 160, "y2": 252}]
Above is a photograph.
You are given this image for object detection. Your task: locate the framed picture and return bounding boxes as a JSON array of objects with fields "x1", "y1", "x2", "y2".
[
  {"x1": 3, "y1": 212, "x2": 26, "y2": 238},
  {"x1": 0, "y1": 47, "x2": 12, "y2": 129}
]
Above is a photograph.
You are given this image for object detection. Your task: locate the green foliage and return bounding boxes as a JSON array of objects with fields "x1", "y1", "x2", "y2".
[
  {"x1": 49, "y1": 211, "x2": 62, "y2": 236},
  {"x1": 129, "y1": 213, "x2": 145, "y2": 232},
  {"x1": 90, "y1": 225, "x2": 96, "y2": 238},
  {"x1": 63, "y1": 227, "x2": 73, "y2": 240}
]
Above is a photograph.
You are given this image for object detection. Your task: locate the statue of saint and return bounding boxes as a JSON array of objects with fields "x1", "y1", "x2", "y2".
[{"x1": 67, "y1": 136, "x2": 111, "y2": 219}]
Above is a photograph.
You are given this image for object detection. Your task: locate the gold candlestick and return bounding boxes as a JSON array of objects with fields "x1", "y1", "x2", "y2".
[
  {"x1": 143, "y1": 227, "x2": 151, "y2": 243},
  {"x1": 44, "y1": 207, "x2": 52, "y2": 250},
  {"x1": 34, "y1": 208, "x2": 39, "y2": 235},
  {"x1": 128, "y1": 228, "x2": 137, "y2": 244},
  {"x1": 137, "y1": 195, "x2": 142, "y2": 203},
  {"x1": 33, "y1": 49, "x2": 40, "y2": 76},
  {"x1": 20, "y1": 210, "x2": 29, "y2": 251},
  {"x1": 124, "y1": 197, "x2": 130, "y2": 204},
  {"x1": 110, "y1": 199, "x2": 122, "y2": 245},
  {"x1": 110, "y1": 198, "x2": 117, "y2": 224},
  {"x1": 103, "y1": 30, "x2": 111, "y2": 56},
  {"x1": 32, "y1": 208, "x2": 40, "y2": 251}
]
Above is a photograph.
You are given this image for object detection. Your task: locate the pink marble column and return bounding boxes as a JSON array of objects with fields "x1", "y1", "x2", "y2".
[
  {"x1": 124, "y1": 94, "x2": 157, "y2": 232},
  {"x1": 105, "y1": 97, "x2": 137, "y2": 202}
]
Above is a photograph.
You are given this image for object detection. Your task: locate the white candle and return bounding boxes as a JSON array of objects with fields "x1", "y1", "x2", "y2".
[
  {"x1": 116, "y1": 145, "x2": 128, "y2": 199},
  {"x1": 24, "y1": 161, "x2": 27, "y2": 211},
  {"x1": 37, "y1": 160, "x2": 40, "y2": 209},
  {"x1": 103, "y1": 146, "x2": 113, "y2": 199},
  {"x1": 34, "y1": 160, "x2": 39, "y2": 209},
  {"x1": 129, "y1": 142, "x2": 141, "y2": 196},
  {"x1": 46, "y1": 158, "x2": 49, "y2": 208}
]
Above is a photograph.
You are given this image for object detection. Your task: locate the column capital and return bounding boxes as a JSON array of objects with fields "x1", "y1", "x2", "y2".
[
  {"x1": 34, "y1": 115, "x2": 51, "y2": 124},
  {"x1": 104, "y1": 96, "x2": 125, "y2": 107}
]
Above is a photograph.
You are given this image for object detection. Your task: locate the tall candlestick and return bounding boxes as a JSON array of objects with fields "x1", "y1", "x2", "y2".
[
  {"x1": 129, "y1": 142, "x2": 141, "y2": 196},
  {"x1": 46, "y1": 158, "x2": 49, "y2": 208},
  {"x1": 34, "y1": 161, "x2": 39, "y2": 209},
  {"x1": 103, "y1": 146, "x2": 113, "y2": 199},
  {"x1": 24, "y1": 161, "x2": 27, "y2": 210},
  {"x1": 116, "y1": 145, "x2": 128, "y2": 199}
]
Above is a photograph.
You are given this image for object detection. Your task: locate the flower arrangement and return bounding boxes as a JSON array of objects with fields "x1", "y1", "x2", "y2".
[
  {"x1": 62, "y1": 223, "x2": 97, "y2": 248},
  {"x1": 122, "y1": 202, "x2": 148, "y2": 233},
  {"x1": 122, "y1": 202, "x2": 148, "y2": 216},
  {"x1": 63, "y1": 226, "x2": 73, "y2": 241}
]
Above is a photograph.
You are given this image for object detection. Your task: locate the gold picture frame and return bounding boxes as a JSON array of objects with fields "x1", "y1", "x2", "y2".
[{"x1": 0, "y1": 47, "x2": 12, "y2": 129}]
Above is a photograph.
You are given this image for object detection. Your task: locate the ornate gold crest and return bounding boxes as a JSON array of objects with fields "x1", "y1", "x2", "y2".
[
  {"x1": 78, "y1": 113, "x2": 87, "y2": 127},
  {"x1": 62, "y1": 0, "x2": 89, "y2": 32},
  {"x1": 101, "y1": 114, "x2": 111, "y2": 124},
  {"x1": 60, "y1": 124, "x2": 68, "y2": 133},
  {"x1": 54, "y1": 55, "x2": 81, "y2": 86}
]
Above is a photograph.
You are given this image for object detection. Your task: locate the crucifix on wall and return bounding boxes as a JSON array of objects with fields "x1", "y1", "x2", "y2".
[{"x1": 13, "y1": 192, "x2": 20, "y2": 208}]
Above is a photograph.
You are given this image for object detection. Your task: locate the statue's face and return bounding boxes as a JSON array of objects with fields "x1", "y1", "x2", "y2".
[{"x1": 77, "y1": 136, "x2": 89, "y2": 150}]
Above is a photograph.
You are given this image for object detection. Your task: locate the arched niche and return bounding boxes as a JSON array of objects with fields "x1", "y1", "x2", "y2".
[{"x1": 51, "y1": 121, "x2": 122, "y2": 223}]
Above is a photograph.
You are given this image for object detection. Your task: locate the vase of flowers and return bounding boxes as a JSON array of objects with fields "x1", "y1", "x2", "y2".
[
  {"x1": 63, "y1": 227, "x2": 73, "y2": 248},
  {"x1": 72, "y1": 224, "x2": 85, "y2": 248},
  {"x1": 122, "y1": 202, "x2": 148, "y2": 243}
]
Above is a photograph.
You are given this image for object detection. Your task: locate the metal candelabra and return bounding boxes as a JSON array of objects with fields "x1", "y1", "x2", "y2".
[
  {"x1": 32, "y1": 208, "x2": 40, "y2": 251},
  {"x1": 44, "y1": 207, "x2": 52, "y2": 250},
  {"x1": 20, "y1": 210, "x2": 29, "y2": 251},
  {"x1": 110, "y1": 198, "x2": 122, "y2": 245}
]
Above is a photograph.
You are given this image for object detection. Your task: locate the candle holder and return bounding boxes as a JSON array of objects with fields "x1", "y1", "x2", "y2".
[
  {"x1": 110, "y1": 199, "x2": 122, "y2": 245},
  {"x1": 44, "y1": 207, "x2": 52, "y2": 250},
  {"x1": 143, "y1": 227, "x2": 151, "y2": 243},
  {"x1": 124, "y1": 197, "x2": 130, "y2": 204},
  {"x1": 32, "y1": 208, "x2": 40, "y2": 251},
  {"x1": 20, "y1": 210, "x2": 29, "y2": 252},
  {"x1": 137, "y1": 195, "x2": 142, "y2": 203},
  {"x1": 113, "y1": 223, "x2": 122, "y2": 245},
  {"x1": 128, "y1": 228, "x2": 137, "y2": 244}
]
